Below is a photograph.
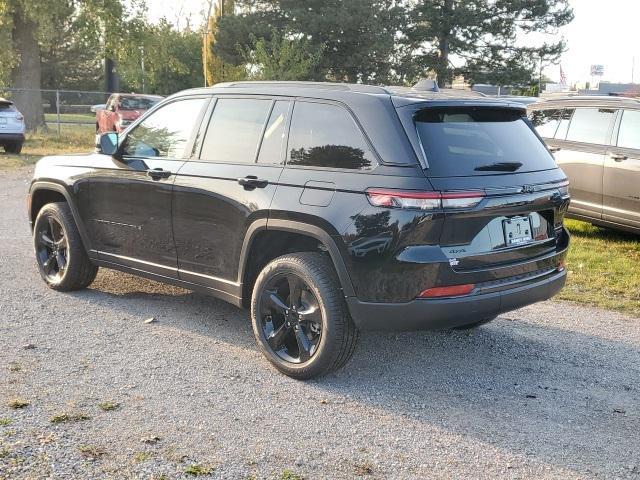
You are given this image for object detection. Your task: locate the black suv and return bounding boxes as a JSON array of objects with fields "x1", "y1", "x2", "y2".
[{"x1": 28, "y1": 81, "x2": 570, "y2": 379}]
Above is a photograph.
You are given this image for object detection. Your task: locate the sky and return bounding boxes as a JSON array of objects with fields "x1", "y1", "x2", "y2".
[{"x1": 146, "y1": 0, "x2": 640, "y2": 85}]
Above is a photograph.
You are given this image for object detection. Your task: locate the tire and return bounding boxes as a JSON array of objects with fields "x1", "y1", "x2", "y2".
[
  {"x1": 4, "y1": 142, "x2": 22, "y2": 154},
  {"x1": 33, "y1": 202, "x2": 98, "y2": 291},
  {"x1": 251, "y1": 252, "x2": 359, "y2": 379},
  {"x1": 453, "y1": 316, "x2": 497, "y2": 330}
]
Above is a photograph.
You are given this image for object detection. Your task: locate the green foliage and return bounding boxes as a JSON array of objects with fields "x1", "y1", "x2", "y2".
[
  {"x1": 243, "y1": 31, "x2": 323, "y2": 81},
  {"x1": 203, "y1": 0, "x2": 246, "y2": 85}
]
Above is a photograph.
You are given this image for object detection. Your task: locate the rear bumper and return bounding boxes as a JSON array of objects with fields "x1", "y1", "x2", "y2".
[
  {"x1": 347, "y1": 268, "x2": 566, "y2": 331},
  {"x1": 0, "y1": 133, "x2": 24, "y2": 144}
]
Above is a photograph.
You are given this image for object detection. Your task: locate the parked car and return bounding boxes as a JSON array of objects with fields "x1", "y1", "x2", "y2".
[
  {"x1": 90, "y1": 103, "x2": 106, "y2": 113},
  {"x1": 528, "y1": 96, "x2": 640, "y2": 233},
  {"x1": 0, "y1": 97, "x2": 25, "y2": 154},
  {"x1": 96, "y1": 93, "x2": 162, "y2": 133},
  {"x1": 28, "y1": 81, "x2": 570, "y2": 379}
]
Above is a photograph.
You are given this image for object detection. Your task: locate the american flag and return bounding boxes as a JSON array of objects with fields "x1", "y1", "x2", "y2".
[{"x1": 560, "y1": 65, "x2": 567, "y2": 85}]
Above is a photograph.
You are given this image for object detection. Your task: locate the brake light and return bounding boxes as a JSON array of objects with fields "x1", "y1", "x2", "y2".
[
  {"x1": 16, "y1": 113, "x2": 23, "y2": 121},
  {"x1": 366, "y1": 189, "x2": 485, "y2": 211},
  {"x1": 418, "y1": 284, "x2": 476, "y2": 298}
]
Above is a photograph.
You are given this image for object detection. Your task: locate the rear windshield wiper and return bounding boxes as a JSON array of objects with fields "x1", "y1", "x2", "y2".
[{"x1": 474, "y1": 161, "x2": 523, "y2": 172}]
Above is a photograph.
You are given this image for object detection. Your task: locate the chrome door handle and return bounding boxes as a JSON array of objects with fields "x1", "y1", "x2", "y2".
[
  {"x1": 549, "y1": 146, "x2": 561, "y2": 153},
  {"x1": 608, "y1": 152, "x2": 627, "y2": 162},
  {"x1": 146, "y1": 168, "x2": 172, "y2": 180},
  {"x1": 238, "y1": 175, "x2": 268, "y2": 190}
]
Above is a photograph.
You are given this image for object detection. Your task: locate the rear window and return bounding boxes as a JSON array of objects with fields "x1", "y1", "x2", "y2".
[
  {"x1": 0, "y1": 102, "x2": 15, "y2": 112},
  {"x1": 119, "y1": 96, "x2": 159, "y2": 111},
  {"x1": 415, "y1": 107, "x2": 557, "y2": 177}
]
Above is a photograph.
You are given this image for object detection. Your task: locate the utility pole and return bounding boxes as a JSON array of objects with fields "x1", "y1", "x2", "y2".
[
  {"x1": 538, "y1": 55, "x2": 543, "y2": 97},
  {"x1": 203, "y1": 0, "x2": 214, "y2": 87},
  {"x1": 220, "y1": 0, "x2": 225, "y2": 82},
  {"x1": 140, "y1": 46, "x2": 145, "y2": 93}
]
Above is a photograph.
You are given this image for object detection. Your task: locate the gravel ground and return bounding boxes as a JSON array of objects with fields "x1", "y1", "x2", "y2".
[{"x1": 1, "y1": 166, "x2": 639, "y2": 480}]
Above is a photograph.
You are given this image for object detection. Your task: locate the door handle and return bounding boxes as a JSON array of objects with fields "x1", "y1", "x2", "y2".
[
  {"x1": 549, "y1": 146, "x2": 561, "y2": 153},
  {"x1": 146, "y1": 168, "x2": 172, "y2": 180},
  {"x1": 237, "y1": 175, "x2": 268, "y2": 190},
  {"x1": 608, "y1": 152, "x2": 628, "y2": 162}
]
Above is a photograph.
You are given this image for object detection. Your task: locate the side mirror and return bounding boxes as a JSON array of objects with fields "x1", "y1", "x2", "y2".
[{"x1": 99, "y1": 132, "x2": 119, "y2": 156}]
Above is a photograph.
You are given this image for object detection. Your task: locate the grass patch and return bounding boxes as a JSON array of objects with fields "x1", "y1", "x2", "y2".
[
  {"x1": 98, "y1": 401, "x2": 120, "y2": 412},
  {"x1": 50, "y1": 412, "x2": 91, "y2": 424},
  {"x1": 559, "y1": 219, "x2": 640, "y2": 316},
  {"x1": 0, "y1": 125, "x2": 94, "y2": 169},
  {"x1": 184, "y1": 464, "x2": 215, "y2": 476},
  {"x1": 133, "y1": 451, "x2": 152, "y2": 462},
  {"x1": 0, "y1": 418, "x2": 12, "y2": 426},
  {"x1": 280, "y1": 471, "x2": 304, "y2": 480},
  {"x1": 8, "y1": 363, "x2": 22, "y2": 373},
  {"x1": 7, "y1": 399, "x2": 29, "y2": 409},
  {"x1": 45, "y1": 113, "x2": 95, "y2": 124},
  {"x1": 78, "y1": 444, "x2": 106, "y2": 459}
]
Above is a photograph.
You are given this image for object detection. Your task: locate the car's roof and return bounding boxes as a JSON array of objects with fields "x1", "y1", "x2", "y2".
[
  {"x1": 0, "y1": 97, "x2": 13, "y2": 105},
  {"x1": 176, "y1": 81, "x2": 523, "y2": 108},
  {"x1": 529, "y1": 95, "x2": 640, "y2": 110}
]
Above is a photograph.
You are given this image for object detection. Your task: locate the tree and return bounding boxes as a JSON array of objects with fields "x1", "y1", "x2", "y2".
[
  {"x1": 215, "y1": 0, "x2": 405, "y2": 84},
  {"x1": 243, "y1": 32, "x2": 323, "y2": 81},
  {"x1": 202, "y1": 0, "x2": 246, "y2": 86},
  {"x1": 406, "y1": 0, "x2": 574, "y2": 87}
]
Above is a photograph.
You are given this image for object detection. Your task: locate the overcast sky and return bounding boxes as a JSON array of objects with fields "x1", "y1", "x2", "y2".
[{"x1": 146, "y1": 0, "x2": 640, "y2": 85}]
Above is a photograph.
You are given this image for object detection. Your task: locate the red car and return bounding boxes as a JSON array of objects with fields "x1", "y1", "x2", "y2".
[{"x1": 96, "y1": 93, "x2": 162, "y2": 133}]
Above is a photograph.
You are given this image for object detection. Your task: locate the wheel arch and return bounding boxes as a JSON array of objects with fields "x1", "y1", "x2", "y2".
[
  {"x1": 238, "y1": 219, "x2": 356, "y2": 307},
  {"x1": 29, "y1": 181, "x2": 94, "y2": 253}
]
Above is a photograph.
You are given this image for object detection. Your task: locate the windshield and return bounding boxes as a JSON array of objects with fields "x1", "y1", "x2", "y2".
[
  {"x1": 119, "y1": 96, "x2": 159, "y2": 111},
  {"x1": 414, "y1": 107, "x2": 557, "y2": 177}
]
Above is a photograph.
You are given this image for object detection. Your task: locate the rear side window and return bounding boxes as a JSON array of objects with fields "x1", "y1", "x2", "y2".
[
  {"x1": 530, "y1": 109, "x2": 561, "y2": 138},
  {"x1": 617, "y1": 110, "x2": 640, "y2": 150},
  {"x1": 414, "y1": 107, "x2": 556, "y2": 177},
  {"x1": 257, "y1": 100, "x2": 291, "y2": 164},
  {"x1": 565, "y1": 108, "x2": 615, "y2": 144},
  {"x1": 287, "y1": 101, "x2": 376, "y2": 170},
  {"x1": 554, "y1": 109, "x2": 573, "y2": 139},
  {"x1": 200, "y1": 98, "x2": 272, "y2": 163}
]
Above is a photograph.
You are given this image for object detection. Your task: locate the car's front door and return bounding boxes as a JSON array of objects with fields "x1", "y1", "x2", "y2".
[
  {"x1": 87, "y1": 96, "x2": 209, "y2": 277},
  {"x1": 172, "y1": 96, "x2": 289, "y2": 299},
  {"x1": 603, "y1": 108, "x2": 640, "y2": 229}
]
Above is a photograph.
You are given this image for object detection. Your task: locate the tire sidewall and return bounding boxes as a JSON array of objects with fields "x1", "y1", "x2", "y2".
[
  {"x1": 251, "y1": 257, "x2": 339, "y2": 379},
  {"x1": 33, "y1": 204, "x2": 72, "y2": 288}
]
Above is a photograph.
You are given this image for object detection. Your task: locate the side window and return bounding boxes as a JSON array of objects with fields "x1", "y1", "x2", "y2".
[
  {"x1": 565, "y1": 108, "x2": 615, "y2": 145},
  {"x1": 200, "y1": 98, "x2": 272, "y2": 163},
  {"x1": 554, "y1": 109, "x2": 574, "y2": 140},
  {"x1": 617, "y1": 110, "x2": 640, "y2": 150},
  {"x1": 530, "y1": 109, "x2": 561, "y2": 138},
  {"x1": 257, "y1": 100, "x2": 291, "y2": 164},
  {"x1": 287, "y1": 101, "x2": 376, "y2": 170},
  {"x1": 121, "y1": 98, "x2": 206, "y2": 158}
]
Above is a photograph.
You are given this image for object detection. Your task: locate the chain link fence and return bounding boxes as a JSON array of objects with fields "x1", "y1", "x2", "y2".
[{"x1": 0, "y1": 87, "x2": 113, "y2": 135}]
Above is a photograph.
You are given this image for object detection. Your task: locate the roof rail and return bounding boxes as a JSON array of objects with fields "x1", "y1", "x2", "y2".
[{"x1": 216, "y1": 81, "x2": 391, "y2": 95}]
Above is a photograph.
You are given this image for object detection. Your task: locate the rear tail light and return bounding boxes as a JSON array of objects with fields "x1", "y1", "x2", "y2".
[
  {"x1": 16, "y1": 113, "x2": 23, "y2": 121},
  {"x1": 366, "y1": 188, "x2": 485, "y2": 211},
  {"x1": 418, "y1": 284, "x2": 476, "y2": 298}
]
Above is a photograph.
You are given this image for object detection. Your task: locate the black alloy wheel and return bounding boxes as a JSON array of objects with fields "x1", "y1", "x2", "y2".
[
  {"x1": 35, "y1": 215, "x2": 68, "y2": 283},
  {"x1": 258, "y1": 272, "x2": 323, "y2": 364}
]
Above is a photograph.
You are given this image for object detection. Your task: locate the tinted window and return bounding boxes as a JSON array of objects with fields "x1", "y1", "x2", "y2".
[
  {"x1": 119, "y1": 96, "x2": 160, "y2": 111},
  {"x1": 555, "y1": 109, "x2": 573, "y2": 139},
  {"x1": 287, "y1": 102, "x2": 375, "y2": 170},
  {"x1": 415, "y1": 107, "x2": 557, "y2": 177},
  {"x1": 200, "y1": 98, "x2": 272, "y2": 163},
  {"x1": 121, "y1": 98, "x2": 206, "y2": 158},
  {"x1": 530, "y1": 109, "x2": 561, "y2": 138},
  {"x1": 257, "y1": 100, "x2": 290, "y2": 164},
  {"x1": 565, "y1": 108, "x2": 615, "y2": 144},
  {"x1": 617, "y1": 110, "x2": 640, "y2": 150}
]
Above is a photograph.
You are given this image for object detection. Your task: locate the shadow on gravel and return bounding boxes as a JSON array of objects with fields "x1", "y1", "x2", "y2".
[{"x1": 77, "y1": 271, "x2": 639, "y2": 476}]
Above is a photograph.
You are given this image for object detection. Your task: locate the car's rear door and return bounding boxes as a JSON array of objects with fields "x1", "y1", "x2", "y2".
[
  {"x1": 172, "y1": 96, "x2": 288, "y2": 301},
  {"x1": 603, "y1": 108, "x2": 640, "y2": 229},
  {"x1": 551, "y1": 107, "x2": 616, "y2": 219},
  {"x1": 87, "y1": 96, "x2": 209, "y2": 277}
]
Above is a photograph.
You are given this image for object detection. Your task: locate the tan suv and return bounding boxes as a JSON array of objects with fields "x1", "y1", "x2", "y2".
[{"x1": 529, "y1": 96, "x2": 640, "y2": 234}]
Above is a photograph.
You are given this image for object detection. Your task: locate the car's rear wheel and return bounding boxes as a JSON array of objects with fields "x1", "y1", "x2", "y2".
[
  {"x1": 251, "y1": 252, "x2": 358, "y2": 379},
  {"x1": 33, "y1": 202, "x2": 98, "y2": 291},
  {"x1": 4, "y1": 142, "x2": 22, "y2": 154}
]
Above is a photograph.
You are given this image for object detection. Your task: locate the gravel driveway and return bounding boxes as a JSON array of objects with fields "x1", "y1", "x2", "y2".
[{"x1": 1, "y1": 167, "x2": 639, "y2": 480}]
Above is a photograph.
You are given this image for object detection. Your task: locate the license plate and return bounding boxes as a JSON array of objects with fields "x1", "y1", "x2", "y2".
[{"x1": 503, "y1": 215, "x2": 533, "y2": 246}]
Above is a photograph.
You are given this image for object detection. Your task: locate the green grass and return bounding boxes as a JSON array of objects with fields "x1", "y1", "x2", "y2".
[
  {"x1": 184, "y1": 464, "x2": 215, "y2": 476},
  {"x1": 559, "y1": 219, "x2": 640, "y2": 316},
  {"x1": 44, "y1": 113, "x2": 95, "y2": 124},
  {"x1": 0, "y1": 125, "x2": 94, "y2": 169}
]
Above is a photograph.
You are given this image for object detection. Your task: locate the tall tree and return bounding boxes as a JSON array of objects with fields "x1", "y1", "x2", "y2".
[
  {"x1": 407, "y1": 0, "x2": 574, "y2": 87},
  {"x1": 215, "y1": 0, "x2": 405, "y2": 84}
]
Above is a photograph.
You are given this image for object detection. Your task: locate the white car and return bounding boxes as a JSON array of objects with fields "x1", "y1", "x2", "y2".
[{"x1": 0, "y1": 98, "x2": 25, "y2": 154}]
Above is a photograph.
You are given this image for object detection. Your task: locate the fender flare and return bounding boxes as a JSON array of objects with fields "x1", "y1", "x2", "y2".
[
  {"x1": 237, "y1": 218, "x2": 356, "y2": 298},
  {"x1": 29, "y1": 181, "x2": 94, "y2": 254}
]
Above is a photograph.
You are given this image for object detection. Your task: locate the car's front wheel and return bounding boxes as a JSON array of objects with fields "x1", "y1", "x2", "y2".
[
  {"x1": 4, "y1": 142, "x2": 22, "y2": 154},
  {"x1": 33, "y1": 202, "x2": 98, "y2": 291},
  {"x1": 251, "y1": 252, "x2": 358, "y2": 379}
]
